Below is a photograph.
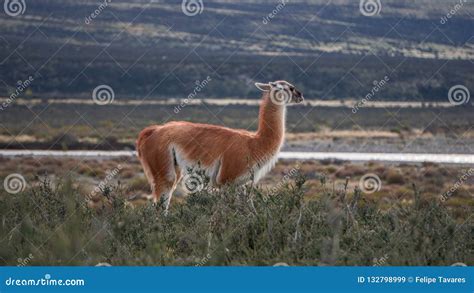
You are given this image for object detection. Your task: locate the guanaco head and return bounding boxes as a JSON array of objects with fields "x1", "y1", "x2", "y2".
[{"x1": 255, "y1": 80, "x2": 304, "y2": 105}]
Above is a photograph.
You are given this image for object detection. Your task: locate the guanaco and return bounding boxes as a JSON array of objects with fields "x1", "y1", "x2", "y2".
[{"x1": 136, "y1": 80, "x2": 304, "y2": 211}]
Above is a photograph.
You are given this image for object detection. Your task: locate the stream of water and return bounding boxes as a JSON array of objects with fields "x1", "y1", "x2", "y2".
[{"x1": 1, "y1": 150, "x2": 473, "y2": 164}]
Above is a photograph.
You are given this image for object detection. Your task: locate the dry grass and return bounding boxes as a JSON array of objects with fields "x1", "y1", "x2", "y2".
[{"x1": 0, "y1": 156, "x2": 472, "y2": 215}]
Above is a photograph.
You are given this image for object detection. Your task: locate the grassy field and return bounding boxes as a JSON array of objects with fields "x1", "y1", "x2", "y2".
[
  {"x1": 0, "y1": 157, "x2": 472, "y2": 266},
  {"x1": 0, "y1": 103, "x2": 473, "y2": 148}
]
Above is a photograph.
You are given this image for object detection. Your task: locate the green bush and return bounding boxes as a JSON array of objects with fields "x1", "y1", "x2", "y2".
[{"x1": 0, "y1": 176, "x2": 471, "y2": 266}]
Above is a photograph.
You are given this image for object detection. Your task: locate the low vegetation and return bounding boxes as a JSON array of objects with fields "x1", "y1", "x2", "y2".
[
  {"x1": 1, "y1": 104, "x2": 473, "y2": 144},
  {"x1": 0, "y1": 174, "x2": 471, "y2": 266}
]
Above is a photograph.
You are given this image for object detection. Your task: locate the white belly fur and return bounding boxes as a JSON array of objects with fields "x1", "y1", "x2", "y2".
[
  {"x1": 173, "y1": 146, "x2": 280, "y2": 186},
  {"x1": 172, "y1": 146, "x2": 221, "y2": 185},
  {"x1": 252, "y1": 153, "x2": 279, "y2": 183}
]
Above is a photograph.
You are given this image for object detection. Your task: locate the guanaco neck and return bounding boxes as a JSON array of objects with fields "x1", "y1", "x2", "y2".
[{"x1": 254, "y1": 91, "x2": 286, "y2": 157}]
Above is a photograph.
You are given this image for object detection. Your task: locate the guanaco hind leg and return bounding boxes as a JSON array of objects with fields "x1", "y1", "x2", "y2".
[
  {"x1": 138, "y1": 137, "x2": 179, "y2": 213},
  {"x1": 151, "y1": 174, "x2": 175, "y2": 213}
]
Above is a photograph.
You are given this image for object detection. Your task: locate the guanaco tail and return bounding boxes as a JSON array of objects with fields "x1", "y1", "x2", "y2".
[{"x1": 136, "y1": 80, "x2": 304, "y2": 211}]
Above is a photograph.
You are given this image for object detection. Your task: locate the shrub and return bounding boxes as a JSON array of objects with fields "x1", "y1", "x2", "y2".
[
  {"x1": 0, "y1": 175, "x2": 471, "y2": 266},
  {"x1": 385, "y1": 169, "x2": 405, "y2": 185}
]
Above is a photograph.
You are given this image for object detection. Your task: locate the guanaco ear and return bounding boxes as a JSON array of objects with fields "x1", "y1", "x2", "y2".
[{"x1": 255, "y1": 82, "x2": 271, "y2": 92}]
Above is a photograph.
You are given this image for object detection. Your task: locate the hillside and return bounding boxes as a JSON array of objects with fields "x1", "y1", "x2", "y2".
[{"x1": 0, "y1": 0, "x2": 473, "y2": 100}]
